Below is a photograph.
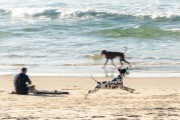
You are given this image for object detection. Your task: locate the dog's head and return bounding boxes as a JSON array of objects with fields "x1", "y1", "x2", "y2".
[
  {"x1": 118, "y1": 67, "x2": 129, "y2": 76},
  {"x1": 101, "y1": 50, "x2": 106, "y2": 55}
]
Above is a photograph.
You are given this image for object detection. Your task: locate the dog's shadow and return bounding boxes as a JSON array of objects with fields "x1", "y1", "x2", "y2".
[{"x1": 103, "y1": 67, "x2": 116, "y2": 77}]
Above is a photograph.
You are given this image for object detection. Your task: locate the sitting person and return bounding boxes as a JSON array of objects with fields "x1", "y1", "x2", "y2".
[{"x1": 13, "y1": 67, "x2": 36, "y2": 94}]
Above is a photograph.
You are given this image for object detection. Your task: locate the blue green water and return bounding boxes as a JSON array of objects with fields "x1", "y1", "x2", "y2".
[{"x1": 0, "y1": 0, "x2": 180, "y2": 77}]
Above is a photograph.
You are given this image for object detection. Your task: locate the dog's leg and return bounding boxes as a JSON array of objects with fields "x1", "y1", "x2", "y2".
[
  {"x1": 120, "y1": 86, "x2": 135, "y2": 93},
  {"x1": 119, "y1": 59, "x2": 123, "y2": 68},
  {"x1": 123, "y1": 59, "x2": 131, "y2": 67},
  {"x1": 103, "y1": 59, "x2": 108, "y2": 68},
  {"x1": 111, "y1": 59, "x2": 118, "y2": 68},
  {"x1": 85, "y1": 88, "x2": 99, "y2": 99},
  {"x1": 85, "y1": 90, "x2": 92, "y2": 99}
]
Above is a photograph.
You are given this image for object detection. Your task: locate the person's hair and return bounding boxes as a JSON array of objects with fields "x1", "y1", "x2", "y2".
[{"x1": 21, "y1": 67, "x2": 27, "y2": 72}]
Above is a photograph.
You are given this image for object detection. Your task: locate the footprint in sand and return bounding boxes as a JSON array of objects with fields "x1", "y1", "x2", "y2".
[
  {"x1": 91, "y1": 115, "x2": 105, "y2": 118},
  {"x1": 115, "y1": 118, "x2": 128, "y2": 120},
  {"x1": 127, "y1": 114, "x2": 141, "y2": 117}
]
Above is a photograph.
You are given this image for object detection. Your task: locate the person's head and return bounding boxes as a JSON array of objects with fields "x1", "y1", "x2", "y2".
[
  {"x1": 118, "y1": 67, "x2": 129, "y2": 76},
  {"x1": 21, "y1": 67, "x2": 27, "y2": 74}
]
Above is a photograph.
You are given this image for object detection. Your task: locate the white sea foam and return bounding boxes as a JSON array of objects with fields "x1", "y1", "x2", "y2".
[
  {"x1": 0, "y1": 1, "x2": 180, "y2": 20},
  {"x1": 1, "y1": 72, "x2": 180, "y2": 78},
  {"x1": 164, "y1": 28, "x2": 180, "y2": 32}
]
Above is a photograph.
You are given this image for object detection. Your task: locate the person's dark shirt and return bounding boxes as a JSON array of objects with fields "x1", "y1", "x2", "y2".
[{"x1": 14, "y1": 73, "x2": 31, "y2": 94}]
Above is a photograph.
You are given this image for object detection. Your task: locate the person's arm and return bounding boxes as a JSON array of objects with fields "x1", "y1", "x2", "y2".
[{"x1": 27, "y1": 76, "x2": 32, "y2": 85}]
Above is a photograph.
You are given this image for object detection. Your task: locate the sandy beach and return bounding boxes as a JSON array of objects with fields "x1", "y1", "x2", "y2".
[{"x1": 0, "y1": 75, "x2": 180, "y2": 120}]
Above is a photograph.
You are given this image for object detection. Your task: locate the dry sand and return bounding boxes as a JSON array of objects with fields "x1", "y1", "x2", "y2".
[{"x1": 0, "y1": 75, "x2": 180, "y2": 120}]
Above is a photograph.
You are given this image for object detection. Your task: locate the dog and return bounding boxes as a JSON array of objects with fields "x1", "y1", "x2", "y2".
[
  {"x1": 85, "y1": 68, "x2": 135, "y2": 98},
  {"x1": 101, "y1": 47, "x2": 131, "y2": 68}
]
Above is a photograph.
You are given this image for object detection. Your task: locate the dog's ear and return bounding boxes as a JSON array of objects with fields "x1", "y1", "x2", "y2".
[
  {"x1": 101, "y1": 50, "x2": 106, "y2": 54},
  {"x1": 118, "y1": 69, "x2": 122, "y2": 73}
]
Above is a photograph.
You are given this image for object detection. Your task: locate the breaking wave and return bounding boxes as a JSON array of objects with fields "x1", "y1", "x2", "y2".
[{"x1": 1, "y1": 7, "x2": 180, "y2": 21}]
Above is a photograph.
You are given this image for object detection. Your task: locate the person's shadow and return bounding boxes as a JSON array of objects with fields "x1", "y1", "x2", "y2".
[{"x1": 103, "y1": 67, "x2": 116, "y2": 77}]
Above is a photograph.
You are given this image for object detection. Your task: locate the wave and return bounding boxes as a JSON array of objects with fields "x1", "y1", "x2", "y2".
[
  {"x1": 0, "y1": 31, "x2": 8, "y2": 37},
  {"x1": 0, "y1": 30, "x2": 30, "y2": 38},
  {"x1": 3, "y1": 54, "x2": 46, "y2": 58},
  {"x1": 0, "y1": 31, "x2": 14, "y2": 37},
  {"x1": 90, "y1": 26, "x2": 180, "y2": 38},
  {"x1": 1, "y1": 7, "x2": 180, "y2": 21},
  {"x1": 0, "y1": 7, "x2": 101, "y2": 19},
  {"x1": 0, "y1": 64, "x2": 38, "y2": 66}
]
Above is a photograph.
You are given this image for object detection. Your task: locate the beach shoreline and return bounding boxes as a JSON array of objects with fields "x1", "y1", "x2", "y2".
[
  {"x1": 1, "y1": 71, "x2": 180, "y2": 78},
  {"x1": 1, "y1": 75, "x2": 180, "y2": 119}
]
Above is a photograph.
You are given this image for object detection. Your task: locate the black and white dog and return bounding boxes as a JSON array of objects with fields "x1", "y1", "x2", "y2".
[{"x1": 85, "y1": 68, "x2": 135, "y2": 98}]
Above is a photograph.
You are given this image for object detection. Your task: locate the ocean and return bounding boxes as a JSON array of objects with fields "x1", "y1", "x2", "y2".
[{"x1": 0, "y1": 0, "x2": 180, "y2": 77}]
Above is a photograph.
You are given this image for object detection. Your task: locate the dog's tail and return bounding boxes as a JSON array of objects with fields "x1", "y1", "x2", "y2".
[
  {"x1": 123, "y1": 46, "x2": 128, "y2": 53},
  {"x1": 90, "y1": 74, "x2": 100, "y2": 83}
]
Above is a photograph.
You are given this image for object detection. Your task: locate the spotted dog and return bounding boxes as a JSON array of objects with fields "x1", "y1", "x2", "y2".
[{"x1": 85, "y1": 68, "x2": 135, "y2": 98}]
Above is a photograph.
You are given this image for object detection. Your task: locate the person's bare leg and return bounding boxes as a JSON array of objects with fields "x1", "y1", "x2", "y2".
[{"x1": 28, "y1": 85, "x2": 37, "y2": 93}]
